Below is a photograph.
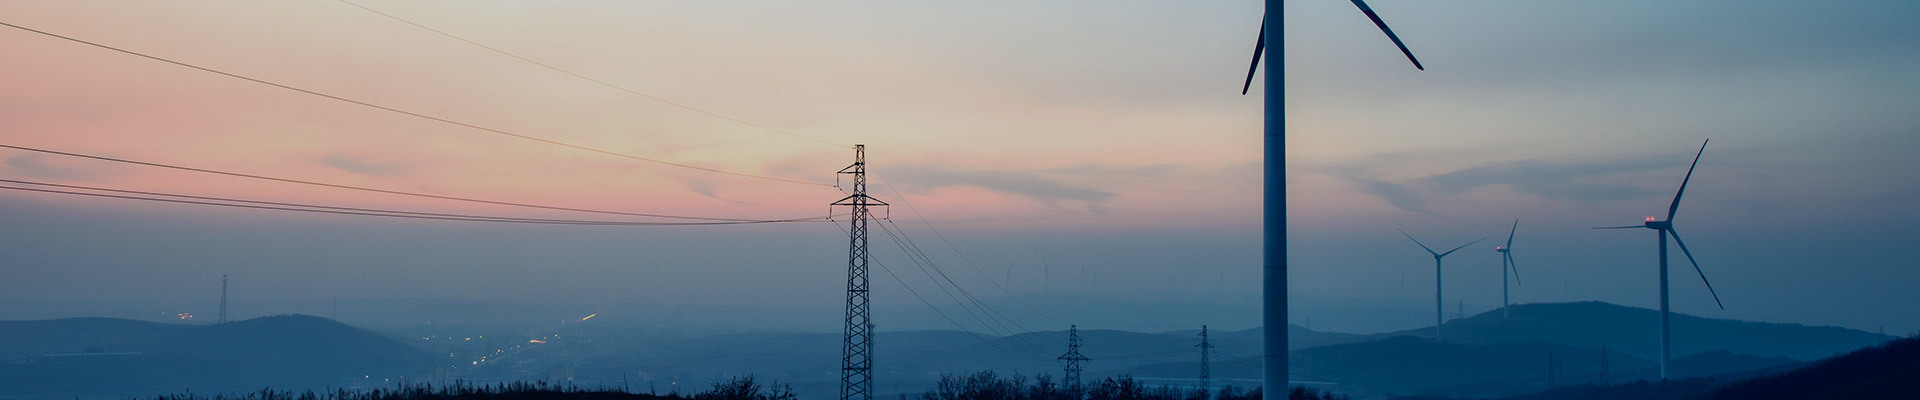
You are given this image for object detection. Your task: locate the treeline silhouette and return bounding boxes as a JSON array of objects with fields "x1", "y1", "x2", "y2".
[
  {"x1": 904, "y1": 371, "x2": 1346, "y2": 400},
  {"x1": 138, "y1": 373, "x2": 1360, "y2": 400},
  {"x1": 142, "y1": 376, "x2": 795, "y2": 400}
]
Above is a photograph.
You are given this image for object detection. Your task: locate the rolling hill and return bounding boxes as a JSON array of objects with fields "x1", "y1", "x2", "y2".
[
  {"x1": 1380, "y1": 302, "x2": 1891, "y2": 361},
  {"x1": 1391, "y1": 335, "x2": 1920, "y2": 400},
  {"x1": 0, "y1": 315, "x2": 436, "y2": 400},
  {"x1": 1099, "y1": 302, "x2": 1885, "y2": 399}
]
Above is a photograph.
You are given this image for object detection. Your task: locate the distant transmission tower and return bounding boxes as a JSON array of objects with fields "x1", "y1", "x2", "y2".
[
  {"x1": 1546, "y1": 351, "x2": 1556, "y2": 389},
  {"x1": 1197, "y1": 325, "x2": 1215, "y2": 391},
  {"x1": 832, "y1": 144, "x2": 886, "y2": 400},
  {"x1": 1058, "y1": 325, "x2": 1089, "y2": 390},
  {"x1": 1599, "y1": 345, "x2": 1611, "y2": 386},
  {"x1": 217, "y1": 274, "x2": 229, "y2": 324}
]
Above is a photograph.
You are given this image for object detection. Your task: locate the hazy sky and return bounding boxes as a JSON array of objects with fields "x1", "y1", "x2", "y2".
[{"x1": 2, "y1": 1, "x2": 1918, "y2": 334}]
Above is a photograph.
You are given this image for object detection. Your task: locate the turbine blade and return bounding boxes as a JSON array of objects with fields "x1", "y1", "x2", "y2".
[
  {"x1": 1506, "y1": 219, "x2": 1518, "y2": 248},
  {"x1": 1242, "y1": 17, "x2": 1266, "y2": 95},
  {"x1": 1591, "y1": 225, "x2": 1644, "y2": 230},
  {"x1": 1508, "y1": 253, "x2": 1521, "y2": 286},
  {"x1": 1349, "y1": 0, "x2": 1425, "y2": 70},
  {"x1": 1668, "y1": 139, "x2": 1709, "y2": 221},
  {"x1": 1438, "y1": 238, "x2": 1486, "y2": 257},
  {"x1": 1399, "y1": 229, "x2": 1438, "y2": 256},
  {"x1": 1669, "y1": 228, "x2": 1725, "y2": 310}
]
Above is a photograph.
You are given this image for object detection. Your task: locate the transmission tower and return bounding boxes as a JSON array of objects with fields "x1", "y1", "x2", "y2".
[
  {"x1": 832, "y1": 144, "x2": 886, "y2": 400},
  {"x1": 218, "y1": 274, "x2": 228, "y2": 324},
  {"x1": 1197, "y1": 325, "x2": 1216, "y2": 391},
  {"x1": 1058, "y1": 325, "x2": 1089, "y2": 390},
  {"x1": 1599, "y1": 345, "x2": 1611, "y2": 386},
  {"x1": 1546, "y1": 351, "x2": 1556, "y2": 389}
]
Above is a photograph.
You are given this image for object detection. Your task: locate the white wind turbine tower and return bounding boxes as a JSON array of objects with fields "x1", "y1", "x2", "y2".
[
  {"x1": 1593, "y1": 139, "x2": 1725, "y2": 380},
  {"x1": 1399, "y1": 230, "x2": 1483, "y2": 341},
  {"x1": 1495, "y1": 220, "x2": 1521, "y2": 318},
  {"x1": 1240, "y1": 1, "x2": 1426, "y2": 396}
]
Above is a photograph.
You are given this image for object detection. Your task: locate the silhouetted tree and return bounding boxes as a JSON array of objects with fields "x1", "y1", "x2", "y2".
[
  {"x1": 143, "y1": 375, "x2": 799, "y2": 400},
  {"x1": 906, "y1": 371, "x2": 1320, "y2": 400}
]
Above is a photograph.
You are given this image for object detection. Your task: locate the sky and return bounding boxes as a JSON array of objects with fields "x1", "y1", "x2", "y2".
[{"x1": 1, "y1": 1, "x2": 1918, "y2": 335}]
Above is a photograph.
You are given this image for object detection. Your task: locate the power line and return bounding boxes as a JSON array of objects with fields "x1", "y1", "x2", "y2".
[
  {"x1": 0, "y1": 178, "x2": 822, "y2": 225},
  {"x1": 873, "y1": 221, "x2": 1058, "y2": 355},
  {"x1": 872, "y1": 173, "x2": 1067, "y2": 325},
  {"x1": 1099, "y1": 350, "x2": 1193, "y2": 360},
  {"x1": 830, "y1": 222, "x2": 1050, "y2": 361},
  {"x1": 873, "y1": 222, "x2": 1042, "y2": 352},
  {"x1": 333, "y1": 0, "x2": 848, "y2": 149},
  {"x1": 872, "y1": 254, "x2": 1050, "y2": 362},
  {"x1": 0, "y1": 20, "x2": 828, "y2": 187},
  {"x1": 0, "y1": 143, "x2": 800, "y2": 222},
  {"x1": 0, "y1": 183, "x2": 821, "y2": 226},
  {"x1": 876, "y1": 218, "x2": 1061, "y2": 344},
  {"x1": 874, "y1": 220, "x2": 1046, "y2": 344}
]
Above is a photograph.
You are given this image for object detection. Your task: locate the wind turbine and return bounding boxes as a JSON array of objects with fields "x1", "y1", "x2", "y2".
[
  {"x1": 1241, "y1": 1, "x2": 1424, "y2": 396},
  {"x1": 1399, "y1": 230, "x2": 1483, "y2": 341},
  {"x1": 1496, "y1": 220, "x2": 1521, "y2": 318},
  {"x1": 1593, "y1": 139, "x2": 1724, "y2": 380}
]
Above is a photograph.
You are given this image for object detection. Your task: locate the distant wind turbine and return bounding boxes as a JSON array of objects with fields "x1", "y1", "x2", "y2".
[
  {"x1": 1495, "y1": 220, "x2": 1521, "y2": 318},
  {"x1": 1593, "y1": 139, "x2": 1724, "y2": 380},
  {"x1": 1241, "y1": 0, "x2": 1425, "y2": 396},
  {"x1": 1399, "y1": 230, "x2": 1483, "y2": 341}
]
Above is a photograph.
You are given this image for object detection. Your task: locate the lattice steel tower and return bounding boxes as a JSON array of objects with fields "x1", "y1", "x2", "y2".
[
  {"x1": 1198, "y1": 325, "x2": 1216, "y2": 390},
  {"x1": 1059, "y1": 325, "x2": 1089, "y2": 389},
  {"x1": 833, "y1": 145, "x2": 886, "y2": 400},
  {"x1": 1600, "y1": 345, "x2": 1611, "y2": 386},
  {"x1": 1546, "y1": 351, "x2": 1557, "y2": 389},
  {"x1": 218, "y1": 274, "x2": 228, "y2": 324}
]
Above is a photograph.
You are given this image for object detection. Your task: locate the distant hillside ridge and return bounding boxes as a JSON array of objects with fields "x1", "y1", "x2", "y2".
[
  {"x1": 1377, "y1": 301, "x2": 1893, "y2": 361},
  {"x1": 0, "y1": 317, "x2": 181, "y2": 358},
  {"x1": 0, "y1": 314, "x2": 436, "y2": 399},
  {"x1": 1708, "y1": 335, "x2": 1920, "y2": 399},
  {"x1": 167, "y1": 314, "x2": 440, "y2": 373},
  {"x1": 1382, "y1": 336, "x2": 1920, "y2": 400}
]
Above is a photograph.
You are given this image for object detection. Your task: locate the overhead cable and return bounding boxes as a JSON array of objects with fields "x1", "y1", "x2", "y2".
[
  {"x1": 875, "y1": 221, "x2": 1057, "y2": 355},
  {"x1": 0, "y1": 143, "x2": 802, "y2": 222},
  {"x1": 874, "y1": 173, "x2": 1068, "y2": 326},
  {"x1": 832, "y1": 222, "x2": 1050, "y2": 361},
  {"x1": 0, "y1": 183, "x2": 824, "y2": 226},
  {"x1": 334, "y1": 0, "x2": 848, "y2": 149},
  {"x1": 0, "y1": 20, "x2": 827, "y2": 187}
]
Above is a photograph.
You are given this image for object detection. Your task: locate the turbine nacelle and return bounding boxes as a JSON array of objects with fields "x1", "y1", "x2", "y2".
[
  {"x1": 1644, "y1": 219, "x2": 1671, "y2": 230},
  {"x1": 1495, "y1": 246, "x2": 1508, "y2": 253}
]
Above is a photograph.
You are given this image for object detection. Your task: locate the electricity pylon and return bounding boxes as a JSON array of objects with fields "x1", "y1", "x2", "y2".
[
  {"x1": 1547, "y1": 351, "x2": 1556, "y2": 389},
  {"x1": 833, "y1": 144, "x2": 886, "y2": 400},
  {"x1": 1198, "y1": 325, "x2": 1216, "y2": 391},
  {"x1": 1059, "y1": 325, "x2": 1089, "y2": 391},
  {"x1": 1600, "y1": 345, "x2": 1611, "y2": 386}
]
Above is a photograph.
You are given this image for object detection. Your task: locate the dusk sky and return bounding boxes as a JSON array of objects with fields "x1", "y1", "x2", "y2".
[{"x1": 3, "y1": 1, "x2": 1918, "y2": 334}]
